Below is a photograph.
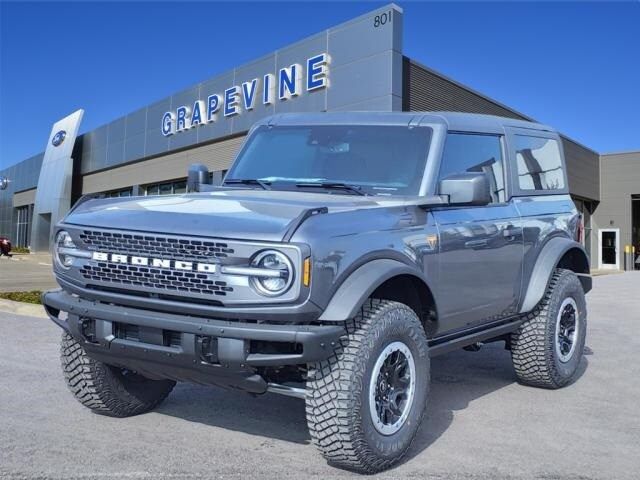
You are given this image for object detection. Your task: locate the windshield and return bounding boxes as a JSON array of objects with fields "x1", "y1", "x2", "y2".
[{"x1": 226, "y1": 125, "x2": 432, "y2": 195}]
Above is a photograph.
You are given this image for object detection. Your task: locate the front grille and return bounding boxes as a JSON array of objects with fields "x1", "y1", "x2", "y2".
[
  {"x1": 80, "y1": 262, "x2": 233, "y2": 296},
  {"x1": 68, "y1": 226, "x2": 302, "y2": 306},
  {"x1": 77, "y1": 229, "x2": 236, "y2": 297},
  {"x1": 79, "y1": 230, "x2": 234, "y2": 262}
]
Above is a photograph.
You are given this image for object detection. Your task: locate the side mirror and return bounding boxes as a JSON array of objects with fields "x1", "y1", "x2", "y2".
[
  {"x1": 439, "y1": 172, "x2": 491, "y2": 206},
  {"x1": 187, "y1": 163, "x2": 211, "y2": 192}
]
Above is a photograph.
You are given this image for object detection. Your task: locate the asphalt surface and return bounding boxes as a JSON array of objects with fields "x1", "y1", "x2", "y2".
[
  {"x1": 0, "y1": 254, "x2": 57, "y2": 293},
  {"x1": 1, "y1": 272, "x2": 639, "y2": 480}
]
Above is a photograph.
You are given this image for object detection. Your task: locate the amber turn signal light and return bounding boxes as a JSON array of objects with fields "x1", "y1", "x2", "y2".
[{"x1": 303, "y1": 257, "x2": 311, "y2": 287}]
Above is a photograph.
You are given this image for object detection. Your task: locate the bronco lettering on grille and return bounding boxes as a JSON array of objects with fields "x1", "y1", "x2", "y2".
[{"x1": 91, "y1": 252, "x2": 217, "y2": 273}]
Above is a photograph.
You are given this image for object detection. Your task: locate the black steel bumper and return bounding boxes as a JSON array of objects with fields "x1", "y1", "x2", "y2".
[{"x1": 42, "y1": 289, "x2": 344, "y2": 393}]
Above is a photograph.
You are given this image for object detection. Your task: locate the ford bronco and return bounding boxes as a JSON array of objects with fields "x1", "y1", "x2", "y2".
[{"x1": 43, "y1": 112, "x2": 591, "y2": 473}]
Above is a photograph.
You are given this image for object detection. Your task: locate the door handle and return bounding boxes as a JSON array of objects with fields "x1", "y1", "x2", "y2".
[
  {"x1": 503, "y1": 227, "x2": 523, "y2": 239},
  {"x1": 465, "y1": 239, "x2": 489, "y2": 249}
]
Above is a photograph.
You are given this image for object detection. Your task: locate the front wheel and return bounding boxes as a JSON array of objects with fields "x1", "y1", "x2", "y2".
[
  {"x1": 305, "y1": 299, "x2": 430, "y2": 474},
  {"x1": 60, "y1": 332, "x2": 175, "y2": 417}
]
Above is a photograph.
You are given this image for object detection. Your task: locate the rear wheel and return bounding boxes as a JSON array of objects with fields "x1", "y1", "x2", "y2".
[
  {"x1": 305, "y1": 299, "x2": 430, "y2": 473},
  {"x1": 60, "y1": 332, "x2": 175, "y2": 417},
  {"x1": 511, "y1": 268, "x2": 587, "y2": 389}
]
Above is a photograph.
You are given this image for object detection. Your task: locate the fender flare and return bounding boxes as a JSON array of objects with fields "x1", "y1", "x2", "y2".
[
  {"x1": 519, "y1": 237, "x2": 591, "y2": 314},
  {"x1": 318, "y1": 259, "x2": 430, "y2": 322}
]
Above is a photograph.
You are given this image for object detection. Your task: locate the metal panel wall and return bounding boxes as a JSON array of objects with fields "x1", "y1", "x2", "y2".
[
  {"x1": 13, "y1": 189, "x2": 36, "y2": 207},
  {"x1": 593, "y1": 151, "x2": 640, "y2": 267},
  {"x1": 78, "y1": 3, "x2": 404, "y2": 176},
  {"x1": 0, "y1": 153, "x2": 43, "y2": 241},
  {"x1": 403, "y1": 59, "x2": 600, "y2": 202},
  {"x1": 403, "y1": 59, "x2": 528, "y2": 120},
  {"x1": 81, "y1": 136, "x2": 245, "y2": 195},
  {"x1": 561, "y1": 138, "x2": 600, "y2": 201}
]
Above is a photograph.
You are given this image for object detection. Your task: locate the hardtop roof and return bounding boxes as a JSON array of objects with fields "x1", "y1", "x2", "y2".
[{"x1": 256, "y1": 111, "x2": 556, "y2": 134}]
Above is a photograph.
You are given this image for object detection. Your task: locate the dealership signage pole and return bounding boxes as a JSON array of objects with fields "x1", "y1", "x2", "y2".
[{"x1": 30, "y1": 109, "x2": 84, "y2": 253}]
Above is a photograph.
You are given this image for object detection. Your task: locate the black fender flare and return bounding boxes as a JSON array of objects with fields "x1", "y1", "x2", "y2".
[
  {"x1": 519, "y1": 237, "x2": 591, "y2": 314},
  {"x1": 317, "y1": 259, "x2": 431, "y2": 322}
]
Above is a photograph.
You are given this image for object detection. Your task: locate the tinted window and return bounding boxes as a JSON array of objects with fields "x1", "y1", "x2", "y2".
[
  {"x1": 145, "y1": 179, "x2": 187, "y2": 196},
  {"x1": 515, "y1": 135, "x2": 565, "y2": 190},
  {"x1": 173, "y1": 181, "x2": 187, "y2": 194},
  {"x1": 438, "y1": 133, "x2": 505, "y2": 203},
  {"x1": 228, "y1": 125, "x2": 432, "y2": 195},
  {"x1": 103, "y1": 187, "x2": 132, "y2": 198}
]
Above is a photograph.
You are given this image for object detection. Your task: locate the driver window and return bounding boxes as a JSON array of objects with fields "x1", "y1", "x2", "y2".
[{"x1": 438, "y1": 133, "x2": 505, "y2": 203}]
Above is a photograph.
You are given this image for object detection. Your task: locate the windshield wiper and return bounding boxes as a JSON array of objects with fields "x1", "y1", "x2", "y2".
[
  {"x1": 294, "y1": 182, "x2": 367, "y2": 196},
  {"x1": 223, "y1": 178, "x2": 271, "y2": 190}
]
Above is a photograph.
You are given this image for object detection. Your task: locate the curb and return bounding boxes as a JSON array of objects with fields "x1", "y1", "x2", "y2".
[
  {"x1": 591, "y1": 269, "x2": 626, "y2": 277},
  {"x1": 0, "y1": 299, "x2": 47, "y2": 318}
]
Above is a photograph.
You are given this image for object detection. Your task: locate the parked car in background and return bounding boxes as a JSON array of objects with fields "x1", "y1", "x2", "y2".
[{"x1": 0, "y1": 237, "x2": 12, "y2": 257}]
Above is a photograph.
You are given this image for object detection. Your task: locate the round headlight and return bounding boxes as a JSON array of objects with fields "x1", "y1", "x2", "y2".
[
  {"x1": 54, "y1": 230, "x2": 76, "y2": 269},
  {"x1": 250, "y1": 250, "x2": 294, "y2": 296}
]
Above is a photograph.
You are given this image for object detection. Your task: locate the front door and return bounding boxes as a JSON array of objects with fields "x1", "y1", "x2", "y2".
[
  {"x1": 599, "y1": 229, "x2": 620, "y2": 270},
  {"x1": 432, "y1": 132, "x2": 524, "y2": 334},
  {"x1": 434, "y1": 204, "x2": 524, "y2": 332}
]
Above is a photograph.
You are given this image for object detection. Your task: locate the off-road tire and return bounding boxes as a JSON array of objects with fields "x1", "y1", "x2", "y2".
[
  {"x1": 306, "y1": 299, "x2": 430, "y2": 474},
  {"x1": 511, "y1": 268, "x2": 587, "y2": 389},
  {"x1": 60, "y1": 332, "x2": 175, "y2": 417}
]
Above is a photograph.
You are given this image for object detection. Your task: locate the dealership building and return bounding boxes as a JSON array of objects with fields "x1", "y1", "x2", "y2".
[{"x1": 0, "y1": 4, "x2": 637, "y2": 271}]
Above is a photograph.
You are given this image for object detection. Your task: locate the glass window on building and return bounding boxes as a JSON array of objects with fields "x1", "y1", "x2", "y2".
[
  {"x1": 103, "y1": 187, "x2": 133, "y2": 198},
  {"x1": 515, "y1": 136, "x2": 565, "y2": 191},
  {"x1": 438, "y1": 133, "x2": 506, "y2": 203},
  {"x1": 173, "y1": 181, "x2": 187, "y2": 194},
  {"x1": 145, "y1": 179, "x2": 188, "y2": 196},
  {"x1": 146, "y1": 184, "x2": 160, "y2": 196},
  {"x1": 159, "y1": 183, "x2": 173, "y2": 195},
  {"x1": 15, "y1": 204, "x2": 33, "y2": 248}
]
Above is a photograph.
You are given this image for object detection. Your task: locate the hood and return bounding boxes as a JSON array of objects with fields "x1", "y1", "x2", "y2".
[{"x1": 63, "y1": 189, "x2": 398, "y2": 242}]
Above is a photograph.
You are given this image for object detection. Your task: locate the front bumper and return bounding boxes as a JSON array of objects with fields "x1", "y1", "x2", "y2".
[{"x1": 43, "y1": 289, "x2": 343, "y2": 393}]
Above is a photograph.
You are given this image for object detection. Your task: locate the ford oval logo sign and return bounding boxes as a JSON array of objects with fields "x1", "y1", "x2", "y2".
[
  {"x1": 52, "y1": 130, "x2": 67, "y2": 147},
  {"x1": 0, "y1": 176, "x2": 8, "y2": 191}
]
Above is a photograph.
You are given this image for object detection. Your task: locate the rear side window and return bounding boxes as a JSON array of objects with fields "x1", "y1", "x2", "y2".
[
  {"x1": 515, "y1": 135, "x2": 565, "y2": 191},
  {"x1": 438, "y1": 133, "x2": 505, "y2": 203}
]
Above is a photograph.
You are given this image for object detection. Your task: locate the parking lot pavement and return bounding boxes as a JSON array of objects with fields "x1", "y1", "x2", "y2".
[
  {"x1": 0, "y1": 254, "x2": 58, "y2": 293},
  {"x1": 1, "y1": 273, "x2": 639, "y2": 480}
]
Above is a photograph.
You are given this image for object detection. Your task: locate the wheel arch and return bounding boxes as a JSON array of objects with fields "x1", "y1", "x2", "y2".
[
  {"x1": 519, "y1": 237, "x2": 591, "y2": 314},
  {"x1": 317, "y1": 259, "x2": 438, "y2": 335}
]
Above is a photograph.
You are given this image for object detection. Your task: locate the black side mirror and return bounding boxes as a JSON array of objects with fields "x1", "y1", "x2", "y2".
[{"x1": 439, "y1": 172, "x2": 491, "y2": 206}]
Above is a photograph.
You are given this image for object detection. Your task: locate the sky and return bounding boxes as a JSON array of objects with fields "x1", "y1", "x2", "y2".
[{"x1": 0, "y1": 1, "x2": 639, "y2": 170}]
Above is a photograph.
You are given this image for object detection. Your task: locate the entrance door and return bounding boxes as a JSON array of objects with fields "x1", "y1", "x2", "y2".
[{"x1": 599, "y1": 229, "x2": 620, "y2": 270}]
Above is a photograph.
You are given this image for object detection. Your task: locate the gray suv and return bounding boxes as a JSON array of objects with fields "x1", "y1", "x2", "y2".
[{"x1": 43, "y1": 112, "x2": 591, "y2": 473}]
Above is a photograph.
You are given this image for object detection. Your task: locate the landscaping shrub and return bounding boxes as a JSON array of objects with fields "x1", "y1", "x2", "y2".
[{"x1": 0, "y1": 290, "x2": 42, "y2": 304}]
